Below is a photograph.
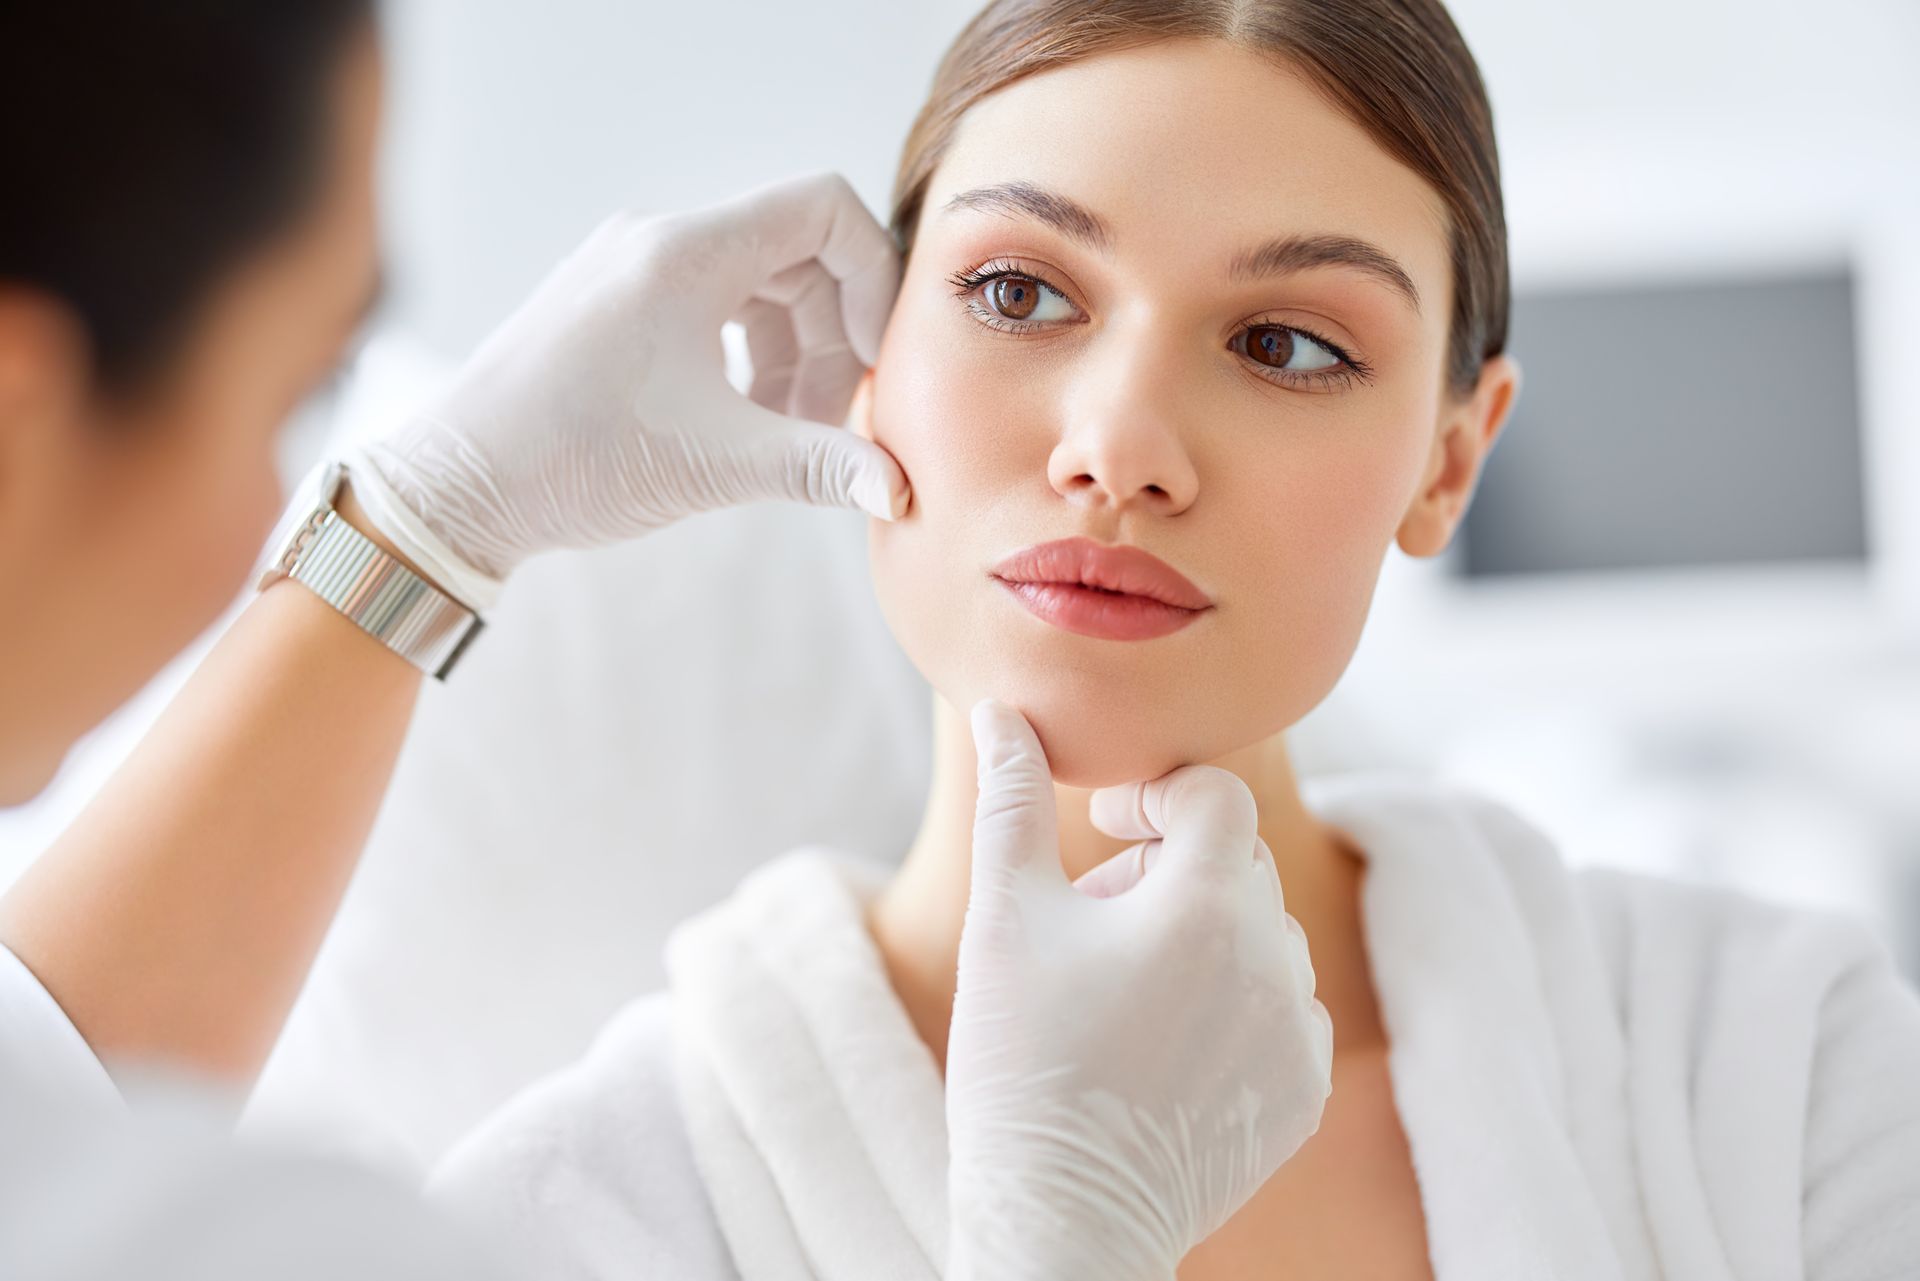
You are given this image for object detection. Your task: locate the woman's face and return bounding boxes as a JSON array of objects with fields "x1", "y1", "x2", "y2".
[{"x1": 856, "y1": 37, "x2": 1514, "y2": 787}]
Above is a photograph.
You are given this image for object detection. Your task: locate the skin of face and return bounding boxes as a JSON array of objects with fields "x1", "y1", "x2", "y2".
[
  {"x1": 852, "y1": 36, "x2": 1519, "y2": 788},
  {"x1": 0, "y1": 26, "x2": 385, "y2": 804}
]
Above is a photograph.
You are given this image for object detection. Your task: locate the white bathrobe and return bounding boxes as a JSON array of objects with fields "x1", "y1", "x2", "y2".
[{"x1": 427, "y1": 769, "x2": 1920, "y2": 1280}]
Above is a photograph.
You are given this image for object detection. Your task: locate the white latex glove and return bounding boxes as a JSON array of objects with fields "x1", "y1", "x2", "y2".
[
  {"x1": 343, "y1": 171, "x2": 910, "y2": 611},
  {"x1": 946, "y1": 699, "x2": 1336, "y2": 1281}
]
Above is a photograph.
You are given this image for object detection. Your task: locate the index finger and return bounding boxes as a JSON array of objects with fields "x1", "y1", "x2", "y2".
[{"x1": 697, "y1": 171, "x2": 901, "y2": 365}]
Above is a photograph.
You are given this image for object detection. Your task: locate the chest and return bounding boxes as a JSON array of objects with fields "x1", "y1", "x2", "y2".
[{"x1": 1176, "y1": 1047, "x2": 1435, "y2": 1281}]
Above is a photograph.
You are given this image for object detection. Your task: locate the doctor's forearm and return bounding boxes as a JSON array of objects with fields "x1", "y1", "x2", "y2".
[{"x1": 0, "y1": 489, "x2": 424, "y2": 1087}]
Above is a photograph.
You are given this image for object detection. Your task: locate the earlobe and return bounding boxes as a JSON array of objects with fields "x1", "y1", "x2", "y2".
[{"x1": 1394, "y1": 352, "x2": 1522, "y2": 559}]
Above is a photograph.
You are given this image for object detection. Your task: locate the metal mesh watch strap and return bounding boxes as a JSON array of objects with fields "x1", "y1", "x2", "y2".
[{"x1": 281, "y1": 508, "x2": 483, "y2": 680}]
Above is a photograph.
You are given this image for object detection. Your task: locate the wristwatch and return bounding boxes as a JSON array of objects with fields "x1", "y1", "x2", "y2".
[{"x1": 257, "y1": 460, "x2": 484, "y2": 680}]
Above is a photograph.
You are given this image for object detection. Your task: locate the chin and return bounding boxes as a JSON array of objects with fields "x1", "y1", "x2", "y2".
[
  {"x1": 945, "y1": 665, "x2": 1237, "y2": 789},
  {"x1": 1039, "y1": 733, "x2": 1193, "y2": 790}
]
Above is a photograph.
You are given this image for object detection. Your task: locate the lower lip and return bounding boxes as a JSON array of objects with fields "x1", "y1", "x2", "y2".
[{"x1": 994, "y1": 577, "x2": 1206, "y2": 640}]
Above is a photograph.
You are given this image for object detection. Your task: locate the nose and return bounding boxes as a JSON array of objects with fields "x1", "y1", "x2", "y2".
[{"x1": 1046, "y1": 331, "x2": 1201, "y2": 517}]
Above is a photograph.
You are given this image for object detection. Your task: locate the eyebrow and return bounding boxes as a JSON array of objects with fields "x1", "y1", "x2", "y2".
[
  {"x1": 940, "y1": 180, "x2": 1421, "y2": 314},
  {"x1": 1228, "y1": 234, "x2": 1420, "y2": 313},
  {"x1": 942, "y1": 181, "x2": 1113, "y2": 253}
]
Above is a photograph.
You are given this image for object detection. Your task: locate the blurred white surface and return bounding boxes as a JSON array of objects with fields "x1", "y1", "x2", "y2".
[{"x1": 1, "y1": 0, "x2": 1915, "y2": 1175}]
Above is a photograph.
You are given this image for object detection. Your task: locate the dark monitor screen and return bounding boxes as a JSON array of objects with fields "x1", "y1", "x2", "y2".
[{"x1": 1457, "y1": 269, "x2": 1868, "y2": 578}]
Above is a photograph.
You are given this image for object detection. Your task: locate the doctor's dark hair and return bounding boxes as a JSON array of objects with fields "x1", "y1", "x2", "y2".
[
  {"x1": 0, "y1": 0, "x2": 374, "y2": 397},
  {"x1": 889, "y1": 0, "x2": 1508, "y2": 398}
]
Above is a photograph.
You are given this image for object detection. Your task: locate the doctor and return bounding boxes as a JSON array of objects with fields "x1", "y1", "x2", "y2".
[{"x1": 0, "y1": 3, "x2": 1332, "y2": 1279}]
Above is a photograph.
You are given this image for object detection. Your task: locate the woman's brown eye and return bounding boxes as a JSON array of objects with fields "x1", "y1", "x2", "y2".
[
  {"x1": 1245, "y1": 325, "x2": 1296, "y2": 368},
  {"x1": 987, "y1": 275, "x2": 1041, "y2": 320}
]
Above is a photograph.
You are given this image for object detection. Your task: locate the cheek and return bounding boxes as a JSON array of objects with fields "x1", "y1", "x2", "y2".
[
  {"x1": 31, "y1": 410, "x2": 283, "y2": 754},
  {"x1": 1204, "y1": 435, "x2": 1410, "y2": 740},
  {"x1": 865, "y1": 310, "x2": 1018, "y2": 501},
  {"x1": 863, "y1": 346, "x2": 973, "y2": 675},
  {"x1": 862, "y1": 307, "x2": 1019, "y2": 632},
  {"x1": 120, "y1": 407, "x2": 284, "y2": 640},
  {"x1": 185, "y1": 438, "x2": 282, "y2": 613}
]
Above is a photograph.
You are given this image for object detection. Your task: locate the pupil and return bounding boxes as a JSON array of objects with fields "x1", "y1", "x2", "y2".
[
  {"x1": 1249, "y1": 326, "x2": 1294, "y2": 367},
  {"x1": 992, "y1": 276, "x2": 1039, "y2": 320}
]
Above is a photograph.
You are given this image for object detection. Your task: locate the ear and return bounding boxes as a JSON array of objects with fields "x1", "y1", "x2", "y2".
[
  {"x1": 0, "y1": 288, "x2": 92, "y2": 550},
  {"x1": 847, "y1": 366, "x2": 878, "y2": 442},
  {"x1": 1396, "y1": 352, "x2": 1521, "y2": 559}
]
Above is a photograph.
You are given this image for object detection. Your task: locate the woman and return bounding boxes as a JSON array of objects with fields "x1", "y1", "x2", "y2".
[
  {"x1": 0, "y1": 2, "x2": 1330, "y2": 1275},
  {"x1": 426, "y1": 2, "x2": 1920, "y2": 1278}
]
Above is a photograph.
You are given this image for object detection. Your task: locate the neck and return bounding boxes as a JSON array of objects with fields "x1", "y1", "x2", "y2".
[{"x1": 867, "y1": 691, "x2": 1381, "y2": 1070}]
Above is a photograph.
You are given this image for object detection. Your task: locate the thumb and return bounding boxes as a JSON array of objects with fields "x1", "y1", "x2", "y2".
[
  {"x1": 746, "y1": 413, "x2": 910, "y2": 520},
  {"x1": 1089, "y1": 765, "x2": 1258, "y2": 880},
  {"x1": 969, "y1": 699, "x2": 1067, "y2": 892}
]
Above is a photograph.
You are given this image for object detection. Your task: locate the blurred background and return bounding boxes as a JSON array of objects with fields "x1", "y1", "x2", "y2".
[{"x1": 3, "y1": 0, "x2": 1916, "y2": 1177}]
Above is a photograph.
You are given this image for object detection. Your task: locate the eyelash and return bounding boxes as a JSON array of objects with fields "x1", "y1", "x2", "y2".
[{"x1": 946, "y1": 259, "x2": 1375, "y2": 391}]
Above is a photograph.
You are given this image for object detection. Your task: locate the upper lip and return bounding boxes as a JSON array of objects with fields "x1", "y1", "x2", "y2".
[{"x1": 990, "y1": 537, "x2": 1213, "y2": 610}]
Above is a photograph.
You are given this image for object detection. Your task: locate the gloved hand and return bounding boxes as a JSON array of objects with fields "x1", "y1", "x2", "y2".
[
  {"x1": 945, "y1": 699, "x2": 1336, "y2": 1281},
  {"x1": 342, "y1": 171, "x2": 910, "y2": 611}
]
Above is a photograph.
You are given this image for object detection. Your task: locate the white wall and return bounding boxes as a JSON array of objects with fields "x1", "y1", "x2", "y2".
[{"x1": 374, "y1": 0, "x2": 985, "y2": 354}]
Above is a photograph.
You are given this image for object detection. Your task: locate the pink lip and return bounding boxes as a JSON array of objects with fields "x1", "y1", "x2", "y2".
[{"x1": 990, "y1": 537, "x2": 1213, "y2": 641}]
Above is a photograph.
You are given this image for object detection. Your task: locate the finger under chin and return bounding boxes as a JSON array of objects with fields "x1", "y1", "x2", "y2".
[{"x1": 1071, "y1": 840, "x2": 1158, "y2": 898}]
